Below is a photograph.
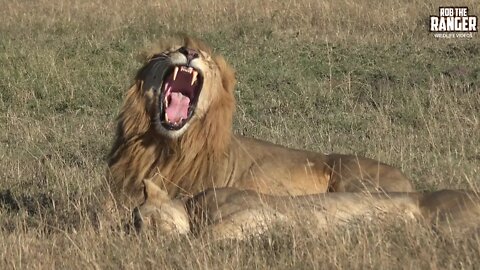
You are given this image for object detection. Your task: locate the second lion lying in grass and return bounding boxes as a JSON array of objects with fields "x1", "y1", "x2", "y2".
[{"x1": 133, "y1": 180, "x2": 480, "y2": 240}]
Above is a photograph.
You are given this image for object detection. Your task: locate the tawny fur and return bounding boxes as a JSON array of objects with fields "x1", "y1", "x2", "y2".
[
  {"x1": 107, "y1": 36, "x2": 413, "y2": 209},
  {"x1": 134, "y1": 180, "x2": 480, "y2": 240},
  {"x1": 108, "y1": 36, "x2": 235, "y2": 207}
]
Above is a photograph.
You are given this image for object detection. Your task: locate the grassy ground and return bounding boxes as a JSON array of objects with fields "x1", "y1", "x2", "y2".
[{"x1": 0, "y1": 0, "x2": 479, "y2": 268}]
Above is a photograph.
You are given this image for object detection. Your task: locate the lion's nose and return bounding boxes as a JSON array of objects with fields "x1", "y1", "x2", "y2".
[{"x1": 178, "y1": 47, "x2": 199, "y2": 63}]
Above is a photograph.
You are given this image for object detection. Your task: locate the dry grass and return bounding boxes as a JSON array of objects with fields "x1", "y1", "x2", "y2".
[{"x1": 0, "y1": 0, "x2": 479, "y2": 268}]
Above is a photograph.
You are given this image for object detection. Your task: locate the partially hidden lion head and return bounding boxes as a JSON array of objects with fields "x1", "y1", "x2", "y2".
[
  {"x1": 108, "y1": 36, "x2": 236, "y2": 205},
  {"x1": 133, "y1": 179, "x2": 190, "y2": 235}
]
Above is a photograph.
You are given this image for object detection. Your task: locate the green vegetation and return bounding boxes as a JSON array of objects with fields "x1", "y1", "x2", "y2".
[{"x1": 0, "y1": 0, "x2": 479, "y2": 268}]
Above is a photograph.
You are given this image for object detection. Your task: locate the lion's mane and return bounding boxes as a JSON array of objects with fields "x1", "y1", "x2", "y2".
[{"x1": 107, "y1": 36, "x2": 236, "y2": 206}]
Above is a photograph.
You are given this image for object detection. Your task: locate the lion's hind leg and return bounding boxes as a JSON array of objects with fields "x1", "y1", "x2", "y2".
[{"x1": 326, "y1": 154, "x2": 414, "y2": 192}]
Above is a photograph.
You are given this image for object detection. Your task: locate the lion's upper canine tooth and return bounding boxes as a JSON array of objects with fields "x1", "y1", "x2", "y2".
[
  {"x1": 191, "y1": 71, "x2": 198, "y2": 86},
  {"x1": 173, "y1": 67, "x2": 179, "y2": 80}
]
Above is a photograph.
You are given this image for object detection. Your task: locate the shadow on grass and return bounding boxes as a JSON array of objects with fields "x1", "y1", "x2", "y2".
[{"x1": 0, "y1": 189, "x2": 104, "y2": 234}]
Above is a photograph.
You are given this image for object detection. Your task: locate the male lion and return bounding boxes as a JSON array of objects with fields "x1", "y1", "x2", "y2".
[
  {"x1": 107, "y1": 36, "x2": 413, "y2": 209},
  {"x1": 134, "y1": 180, "x2": 480, "y2": 240}
]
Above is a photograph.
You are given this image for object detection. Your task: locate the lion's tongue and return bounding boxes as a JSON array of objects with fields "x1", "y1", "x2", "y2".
[{"x1": 165, "y1": 92, "x2": 190, "y2": 123}]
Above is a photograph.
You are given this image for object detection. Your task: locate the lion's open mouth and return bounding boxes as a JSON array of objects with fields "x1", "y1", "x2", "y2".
[{"x1": 160, "y1": 65, "x2": 203, "y2": 130}]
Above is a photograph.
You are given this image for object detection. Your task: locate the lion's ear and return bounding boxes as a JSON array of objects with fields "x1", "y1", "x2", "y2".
[
  {"x1": 214, "y1": 55, "x2": 236, "y2": 93},
  {"x1": 143, "y1": 179, "x2": 170, "y2": 203}
]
